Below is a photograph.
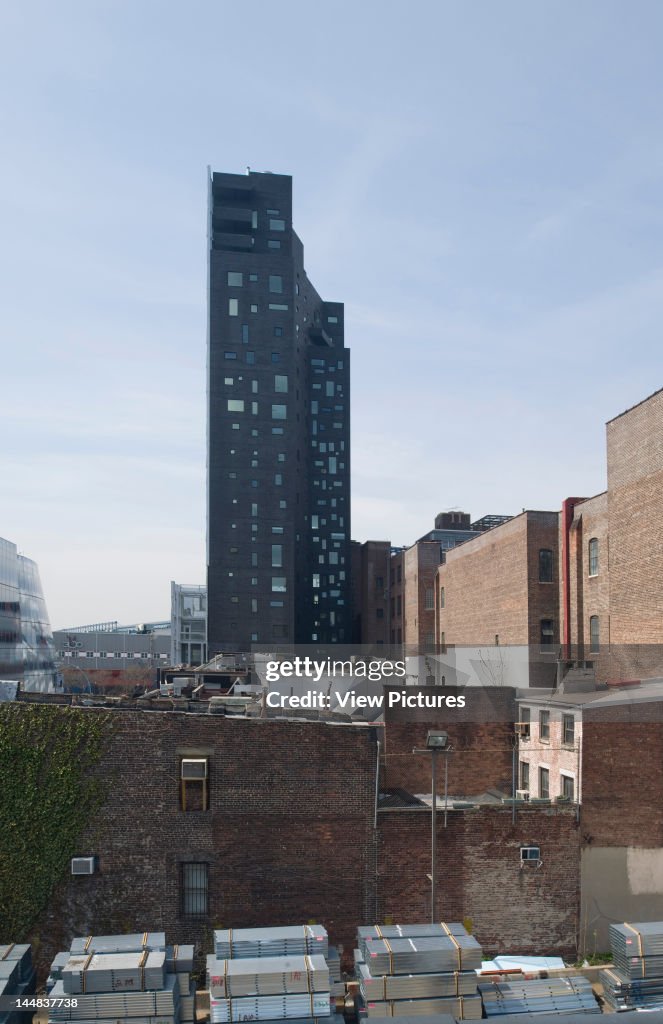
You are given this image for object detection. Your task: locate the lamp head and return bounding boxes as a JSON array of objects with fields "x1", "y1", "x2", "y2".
[{"x1": 426, "y1": 730, "x2": 449, "y2": 750}]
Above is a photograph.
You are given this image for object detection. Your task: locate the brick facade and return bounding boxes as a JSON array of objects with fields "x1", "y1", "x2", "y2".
[
  {"x1": 378, "y1": 807, "x2": 580, "y2": 958},
  {"x1": 12, "y1": 702, "x2": 586, "y2": 973},
  {"x1": 606, "y1": 388, "x2": 663, "y2": 673},
  {"x1": 351, "y1": 541, "x2": 391, "y2": 646},
  {"x1": 403, "y1": 542, "x2": 440, "y2": 652},
  {"x1": 436, "y1": 512, "x2": 559, "y2": 688}
]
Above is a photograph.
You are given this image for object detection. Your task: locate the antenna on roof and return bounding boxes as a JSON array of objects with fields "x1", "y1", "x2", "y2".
[{"x1": 246, "y1": 165, "x2": 251, "y2": 174}]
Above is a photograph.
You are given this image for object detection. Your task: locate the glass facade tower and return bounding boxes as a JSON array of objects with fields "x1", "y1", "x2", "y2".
[
  {"x1": 206, "y1": 171, "x2": 351, "y2": 653},
  {"x1": 0, "y1": 536, "x2": 59, "y2": 692}
]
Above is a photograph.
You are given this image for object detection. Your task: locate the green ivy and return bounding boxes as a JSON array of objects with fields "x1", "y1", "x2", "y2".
[{"x1": 0, "y1": 704, "x2": 114, "y2": 939}]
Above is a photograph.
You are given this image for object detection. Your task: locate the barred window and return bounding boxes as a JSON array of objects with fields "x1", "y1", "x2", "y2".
[{"x1": 181, "y1": 863, "x2": 208, "y2": 918}]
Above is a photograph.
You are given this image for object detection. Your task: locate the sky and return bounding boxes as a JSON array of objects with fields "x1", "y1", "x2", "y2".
[{"x1": 2, "y1": 0, "x2": 663, "y2": 628}]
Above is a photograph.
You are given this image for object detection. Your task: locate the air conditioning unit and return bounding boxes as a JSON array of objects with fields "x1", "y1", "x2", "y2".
[
  {"x1": 516, "y1": 789, "x2": 530, "y2": 801},
  {"x1": 520, "y1": 846, "x2": 541, "y2": 863},
  {"x1": 71, "y1": 856, "x2": 96, "y2": 875},
  {"x1": 514, "y1": 722, "x2": 530, "y2": 737},
  {"x1": 181, "y1": 758, "x2": 208, "y2": 780}
]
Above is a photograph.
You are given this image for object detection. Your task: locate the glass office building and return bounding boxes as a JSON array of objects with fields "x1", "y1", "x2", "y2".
[{"x1": 0, "y1": 536, "x2": 59, "y2": 692}]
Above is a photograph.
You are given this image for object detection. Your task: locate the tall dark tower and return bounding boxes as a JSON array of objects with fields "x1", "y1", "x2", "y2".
[{"x1": 206, "y1": 170, "x2": 351, "y2": 653}]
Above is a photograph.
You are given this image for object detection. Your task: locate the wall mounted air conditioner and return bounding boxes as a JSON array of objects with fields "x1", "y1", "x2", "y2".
[
  {"x1": 520, "y1": 846, "x2": 541, "y2": 863},
  {"x1": 71, "y1": 856, "x2": 96, "y2": 875},
  {"x1": 514, "y1": 723, "x2": 530, "y2": 737},
  {"x1": 181, "y1": 758, "x2": 208, "y2": 779},
  {"x1": 516, "y1": 789, "x2": 530, "y2": 801}
]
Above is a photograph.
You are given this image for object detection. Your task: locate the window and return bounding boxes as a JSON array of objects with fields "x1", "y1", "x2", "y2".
[
  {"x1": 272, "y1": 404, "x2": 287, "y2": 420},
  {"x1": 268, "y1": 239, "x2": 281, "y2": 249},
  {"x1": 538, "y1": 767, "x2": 550, "y2": 800},
  {"x1": 241, "y1": 324, "x2": 249, "y2": 343},
  {"x1": 327, "y1": 315, "x2": 338, "y2": 324},
  {"x1": 246, "y1": 351, "x2": 255, "y2": 364},
  {"x1": 440, "y1": 587, "x2": 445, "y2": 608},
  {"x1": 269, "y1": 275, "x2": 283, "y2": 293},
  {"x1": 425, "y1": 588, "x2": 434, "y2": 611},
  {"x1": 228, "y1": 298, "x2": 239, "y2": 316},
  {"x1": 269, "y1": 303, "x2": 289, "y2": 311},
  {"x1": 250, "y1": 303, "x2": 258, "y2": 313},
  {"x1": 561, "y1": 774, "x2": 574, "y2": 801},
  {"x1": 375, "y1": 576, "x2": 384, "y2": 590},
  {"x1": 249, "y1": 273, "x2": 258, "y2": 282},
  {"x1": 562, "y1": 714, "x2": 575, "y2": 746},
  {"x1": 271, "y1": 352, "x2": 280, "y2": 363},
  {"x1": 539, "y1": 709, "x2": 550, "y2": 741},
  {"x1": 224, "y1": 351, "x2": 237, "y2": 360},
  {"x1": 227, "y1": 271, "x2": 243, "y2": 287},
  {"x1": 519, "y1": 706, "x2": 531, "y2": 737},
  {"x1": 181, "y1": 863, "x2": 208, "y2": 917},
  {"x1": 274, "y1": 473, "x2": 282, "y2": 485},
  {"x1": 539, "y1": 548, "x2": 553, "y2": 583},
  {"x1": 376, "y1": 608, "x2": 384, "y2": 618},
  {"x1": 269, "y1": 218, "x2": 285, "y2": 231},
  {"x1": 520, "y1": 761, "x2": 530, "y2": 791},
  {"x1": 227, "y1": 399, "x2": 244, "y2": 412},
  {"x1": 589, "y1": 615, "x2": 599, "y2": 653},
  {"x1": 540, "y1": 618, "x2": 554, "y2": 649},
  {"x1": 588, "y1": 538, "x2": 599, "y2": 576},
  {"x1": 271, "y1": 545, "x2": 283, "y2": 568},
  {"x1": 274, "y1": 375, "x2": 288, "y2": 393},
  {"x1": 272, "y1": 577, "x2": 286, "y2": 592},
  {"x1": 274, "y1": 327, "x2": 283, "y2": 337}
]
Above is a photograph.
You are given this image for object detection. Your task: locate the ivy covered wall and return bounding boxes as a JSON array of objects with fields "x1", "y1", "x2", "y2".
[{"x1": 0, "y1": 704, "x2": 114, "y2": 939}]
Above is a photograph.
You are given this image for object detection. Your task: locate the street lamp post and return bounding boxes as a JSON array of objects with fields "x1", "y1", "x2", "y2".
[{"x1": 414, "y1": 730, "x2": 451, "y2": 923}]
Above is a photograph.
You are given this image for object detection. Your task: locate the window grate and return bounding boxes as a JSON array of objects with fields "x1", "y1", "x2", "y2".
[{"x1": 182, "y1": 863, "x2": 208, "y2": 918}]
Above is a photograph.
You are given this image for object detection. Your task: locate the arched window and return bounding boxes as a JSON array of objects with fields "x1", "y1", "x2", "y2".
[
  {"x1": 539, "y1": 548, "x2": 554, "y2": 582},
  {"x1": 589, "y1": 615, "x2": 600, "y2": 652},
  {"x1": 588, "y1": 538, "x2": 599, "y2": 576}
]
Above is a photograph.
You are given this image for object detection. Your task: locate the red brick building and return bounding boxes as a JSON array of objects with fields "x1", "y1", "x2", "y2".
[
  {"x1": 562, "y1": 387, "x2": 663, "y2": 682},
  {"x1": 435, "y1": 511, "x2": 560, "y2": 689}
]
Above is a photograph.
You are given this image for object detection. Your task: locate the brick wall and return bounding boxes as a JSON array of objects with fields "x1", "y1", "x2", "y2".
[
  {"x1": 20, "y1": 701, "x2": 582, "y2": 977},
  {"x1": 37, "y1": 708, "x2": 378, "y2": 971},
  {"x1": 566, "y1": 492, "x2": 610, "y2": 679},
  {"x1": 607, "y1": 389, "x2": 663, "y2": 657},
  {"x1": 377, "y1": 807, "x2": 580, "y2": 958},
  {"x1": 403, "y1": 542, "x2": 440, "y2": 650},
  {"x1": 382, "y1": 689, "x2": 516, "y2": 796},
  {"x1": 581, "y1": 703, "x2": 663, "y2": 847}
]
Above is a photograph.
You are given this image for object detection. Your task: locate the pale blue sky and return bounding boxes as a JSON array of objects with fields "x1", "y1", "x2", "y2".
[{"x1": 3, "y1": 0, "x2": 663, "y2": 627}]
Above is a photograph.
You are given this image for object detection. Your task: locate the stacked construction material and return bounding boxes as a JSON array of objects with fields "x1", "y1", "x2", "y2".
[
  {"x1": 214, "y1": 926, "x2": 329, "y2": 960},
  {"x1": 207, "y1": 953, "x2": 331, "y2": 1022},
  {"x1": 600, "y1": 920, "x2": 663, "y2": 1010},
  {"x1": 478, "y1": 976, "x2": 599, "y2": 1016},
  {"x1": 355, "y1": 922, "x2": 483, "y2": 1019},
  {"x1": 46, "y1": 931, "x2": 195, "y2": 1024},
  {"x1": 0, "y1": 945, "x2": 36, "y2": 1024}
]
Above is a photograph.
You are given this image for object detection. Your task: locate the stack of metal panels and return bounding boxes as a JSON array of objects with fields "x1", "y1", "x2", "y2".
[
  {"x1": 601, "y1": 921, "x2": 663, "y2": 1010},
  {"x1": 47, "y1": 931, "x2": 196, "y2": 1024},
  {"x1": 207, "y1": 954, "x2": 329, "y2": 998},
  {"x1": 600, "y1": 968, "x2": 663, "y2": 1010},
  {"x1": 214, "y1": 927, "x2": 329, "y2": 960},
  {"x1": 48, "y1": 973, "x2": 180, "y2": 1020},
  {"x1": 354, "y1": 923, "x2": 482, "y2": 1020},
  {"x1": 359, "y1": 936, "x2": 482, "y2": 975},
  {"x1": 70, "y1": 934, "x2": 167, "y2": 955},
  {"x1": 210, "y1": 992, "x2": 331, "y2": 1023},
  {"x1": 478, "y1": 976, "x2": 599, "y2": 1016},
  {"x1": 360, "y1": 995, "x2": 483, "y2": 1019},
  {"x1": 62, "y1": 952, "x2": 166, "y2": 994},
  {"x1": 0, "y1": 944, "x2": 36, "y2": 1024},
  {"x1": 357, "y1": 962, "x2": 478, "y2": 1001}
]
